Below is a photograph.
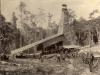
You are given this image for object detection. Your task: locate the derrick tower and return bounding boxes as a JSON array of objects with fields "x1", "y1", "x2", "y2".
[{"x1": 58, "y1": 4, "x2": 75, "y2": 45}]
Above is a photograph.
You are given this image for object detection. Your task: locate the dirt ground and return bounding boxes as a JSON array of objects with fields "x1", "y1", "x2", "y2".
[{"x1": 0, "y1": 55, "x2": 100, "y2": 75}]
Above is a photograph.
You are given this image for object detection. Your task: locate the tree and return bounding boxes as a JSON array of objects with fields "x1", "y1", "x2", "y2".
[
  {"x1": 0, "y1": 14, "x2": 18, "y2": 54},
  {"x1": 17, "y1": 2, "x2": 46, "y2": 46},
  {"x1": 68, "y1": 9, "x2": 76, "y2": 22},
  {"x1": 35, "y1": 8, "x2": 47, "y2": 28},
  {"x1": 89, "y1": 9, "x2": 99, "y2": 19}
]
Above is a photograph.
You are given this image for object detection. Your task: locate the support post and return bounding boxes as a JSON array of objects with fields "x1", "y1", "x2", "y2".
[{"x1": 9, "y1": 54, "x2": 16, "y2": 62}]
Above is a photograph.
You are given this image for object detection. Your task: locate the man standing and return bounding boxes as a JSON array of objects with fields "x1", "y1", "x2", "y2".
[{"x1": 88, "y1": 53, "x2": 94, "y2": 72}]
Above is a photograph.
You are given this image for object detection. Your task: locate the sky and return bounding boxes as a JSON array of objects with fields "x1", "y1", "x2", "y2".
[{"x1": 1, "y1": 0, "x2": 100, "y2": 27}]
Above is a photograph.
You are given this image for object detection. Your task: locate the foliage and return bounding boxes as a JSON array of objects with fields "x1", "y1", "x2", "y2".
[
  {"x1": 0, "y1": 14, "x2": 21, "y2": 54},
  {"x1": 17, "y1": 2, "x2": 48, "y2": 46}
]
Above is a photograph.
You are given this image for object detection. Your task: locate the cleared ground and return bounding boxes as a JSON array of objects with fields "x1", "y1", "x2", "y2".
[
  {"x1": 1, "y1": 44, "x2": 100, "y2": 75},
  {"x1": 0, "y1": 55, "x2": 100, "y2": 75}
]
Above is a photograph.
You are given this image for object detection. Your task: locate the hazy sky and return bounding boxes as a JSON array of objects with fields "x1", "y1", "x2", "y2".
[{"x1": 1, "y1": 0, "x2": 100, "y2": 24}]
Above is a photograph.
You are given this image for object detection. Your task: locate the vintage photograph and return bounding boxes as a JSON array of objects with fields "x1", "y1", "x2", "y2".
[{"x1": 0, "y1": 0, "x2": 100, "y2": 75}]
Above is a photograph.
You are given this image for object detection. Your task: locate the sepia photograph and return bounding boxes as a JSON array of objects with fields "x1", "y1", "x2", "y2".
[{"x1": 0, "y1": 0, "x2": 100, "y2": 75}]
